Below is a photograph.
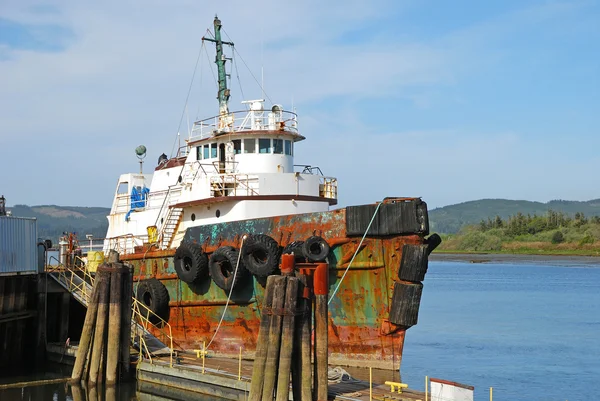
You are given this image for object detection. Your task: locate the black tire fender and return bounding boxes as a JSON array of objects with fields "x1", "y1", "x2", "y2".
[
  {"x1": 282, "y1": 240, "x2": 306, "y2": 263},
  {"x1": 136, "y1": 278, "x2": 170, "y2": 326},
  {"x1": 209, "y1": 246, "x2": 246, "y2": 291},
  {"x1": 302, "y1": 236, "x2": 330, "y2": 262},
  {"x1": 174, "y1": 241, "x2": 209, "y2": 284},
  {"x1": 242, "y1": 234, "x2": 281, "y2": 277}
]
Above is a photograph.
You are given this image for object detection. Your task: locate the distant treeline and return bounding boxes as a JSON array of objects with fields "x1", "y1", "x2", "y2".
[
  {"x1": 439, "y1": 209, "x2": 600, "y2": 254},
  {"x1": 478, "y1": 210, "x2": 599, "y2": 238}
]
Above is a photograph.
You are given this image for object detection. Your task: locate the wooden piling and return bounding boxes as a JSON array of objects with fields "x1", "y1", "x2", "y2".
[
  {"x1": 88, "y1": 270, "x2": 110, "y2": 386},
  {"x1": 261, "y1": 276, "x2": 287, "y2": 401},
  {"x1": 248, "y1": 275, "x2": 276, "y2": 401},
  {"x1": 120, "y1": 264, "x2": 133, "y2": 380},
  {"x1": 71, "y1": 271, "x2": 102, "y2": 383},
  {"x1": 299, "y1": 275, "x2": 313, "y2": 401},
  {"x1": 275, "y1": 276, "x2": 299, "y2": 401},
  {"x1": 106, "y1": 265, "x2": 123, "y2": 385},
  {"x1": 313, "y1": 262, "x2": 329, "y2": 401}
]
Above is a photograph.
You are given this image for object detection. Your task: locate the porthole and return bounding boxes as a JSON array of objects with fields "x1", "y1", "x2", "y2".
[
  {"x1": 178, "y1": 175, "x2": 182, "y2": 183},
  {"x1": 216, "y1": 210, "x2": 221, "y2": 218},
  {"x1": 191, "y1": 213, "x2": 196, "y2": 221},
  {"x1": 160, "y1": 218, "x2": 164, "y2": 224}
]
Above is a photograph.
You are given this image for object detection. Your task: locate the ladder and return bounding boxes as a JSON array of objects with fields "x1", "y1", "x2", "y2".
[{"x1": 160, "y1": 207, "x2": 184, "y2": 249}]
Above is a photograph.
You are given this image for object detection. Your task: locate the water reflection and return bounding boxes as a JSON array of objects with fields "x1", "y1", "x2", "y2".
[{"x1": 0, "y1": 381, "x2": 137, "y2": 401}]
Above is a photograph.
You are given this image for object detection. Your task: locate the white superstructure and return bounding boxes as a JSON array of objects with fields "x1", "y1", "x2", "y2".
[{"x1": 104, "y1": 100, "x2": 337, "y2": 254}]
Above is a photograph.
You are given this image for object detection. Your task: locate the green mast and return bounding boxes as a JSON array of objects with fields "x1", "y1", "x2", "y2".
[{"x1": 203, "y1": 16, "x2": 234, "y2": 116}]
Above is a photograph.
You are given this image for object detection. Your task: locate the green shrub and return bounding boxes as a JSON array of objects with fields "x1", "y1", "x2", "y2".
[{"x1": 551, "y1": 231, "x2": 564, "y2": 244}]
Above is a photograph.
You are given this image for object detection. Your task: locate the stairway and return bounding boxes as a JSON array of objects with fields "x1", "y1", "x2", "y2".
[
  {"x1": 49, "y1": 269, "x2": 172, "y2": 356},
  {"x1": 160, "y1": 207, "x2": 183, "y2": 249}
]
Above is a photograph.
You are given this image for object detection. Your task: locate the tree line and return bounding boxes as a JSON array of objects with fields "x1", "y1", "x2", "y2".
[{"x1": 479, "y1": 210, "x2": 600, "y2": 242}]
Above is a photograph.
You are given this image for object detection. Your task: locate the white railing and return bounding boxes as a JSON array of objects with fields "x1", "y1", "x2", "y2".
[
  {"x1": 209, "y1": 173, "x2": 260, "y2": 197},
  {"x1": 190, "y1": 109, "x2": 298, "y2": 140},
  {"x1": 104, "y1": 234, "x2": 148, "y2": 254}
]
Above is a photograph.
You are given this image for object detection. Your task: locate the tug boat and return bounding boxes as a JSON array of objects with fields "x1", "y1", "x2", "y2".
[{"x1": 104, "y1": 17, "x2": 440, "y2": 371}]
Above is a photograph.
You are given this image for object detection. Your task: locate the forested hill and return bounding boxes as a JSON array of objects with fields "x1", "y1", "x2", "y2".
[
  {"x1": 429, "y1": 199, "x2": 600, "y2": 234},
  {"x1": 7, "y1": 198, "x2": 600, "y2": 240},
  {"x1": 7, "y1": 204, "x2": 110, "y2": 243}
]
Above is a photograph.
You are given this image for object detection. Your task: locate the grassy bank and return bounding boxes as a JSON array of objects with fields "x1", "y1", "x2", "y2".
[{"x1": 436, "y1": 211, "x2": 600, "y2": 256}]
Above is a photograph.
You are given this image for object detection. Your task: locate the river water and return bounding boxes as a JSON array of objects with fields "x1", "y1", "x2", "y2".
[
  {"x1": 401, "y1": 259, "x2": 600, "y2": 401},
  {"x1": 1, "y1": 259, "x2": 598, "y2": 401}
]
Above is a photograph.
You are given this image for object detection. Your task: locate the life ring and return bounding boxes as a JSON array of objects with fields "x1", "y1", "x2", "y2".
[
  {"x1": 136, "y1": 278, "x2": 170, "y2": 326},
  {"x1": 282, "y1": 240, "x2": 306, "y2": 263},
  {"x1": 174, "y1": 241, "x2": 209, "y2": 284},
  {"x1": 302, "y1": 236, "x2": 330, "y2": 262},
  {"x1": 209, "y1": 246, "x2": 247, "y2": 291},
  {"x1": 242, "y1": 234, "x2": 281, "y2": 277}
]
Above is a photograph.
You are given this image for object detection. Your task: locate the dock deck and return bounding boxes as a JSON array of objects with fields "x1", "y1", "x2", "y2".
[{"x1": 137, "y1": 353, "x2": 425, "y2": 401}]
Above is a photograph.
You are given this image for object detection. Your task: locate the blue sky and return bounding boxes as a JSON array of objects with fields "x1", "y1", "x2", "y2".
[{"x1": 0, "y1": 0, "x2": 599, "y2": 209}]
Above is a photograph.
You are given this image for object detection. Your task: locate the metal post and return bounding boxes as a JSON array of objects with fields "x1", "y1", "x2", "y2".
[
  {"x1": 369, "y1": 367, "x2": 372, "y2": 401},
  {"x1": 238, "y1": 346, "x2": 242, "y2": 380},
  {"x1": 425, "y1": 376, "x2": 428, "y2": 401},
  {"x1": 490, "y1": 387, "x2": 493, "y2": 401},
  {"x1": 202, "y1": 341, "x2": 206, "y2": 374}
]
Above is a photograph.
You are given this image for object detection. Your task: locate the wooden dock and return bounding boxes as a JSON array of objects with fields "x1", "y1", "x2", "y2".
[{"x1": 136, "y1": 353, "x2": 426, "y2": 401}]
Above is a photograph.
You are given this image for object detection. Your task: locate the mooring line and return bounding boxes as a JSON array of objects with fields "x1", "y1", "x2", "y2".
[
  {"x1": 206, "y1": 235, "x2": 246, "y2": 350},
  {"x1": 328, "y1": 202, "x2": 382, "y2": 305}
]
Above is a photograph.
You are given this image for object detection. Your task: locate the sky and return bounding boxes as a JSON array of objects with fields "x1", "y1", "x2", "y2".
[{"x1": 0, "y1": 0, "x2": 599, "y2": 209}]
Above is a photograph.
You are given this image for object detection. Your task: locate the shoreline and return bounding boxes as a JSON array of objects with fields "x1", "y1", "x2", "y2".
[{"x1": 430, "y1": 252, "x2": 600, "y2": 265}]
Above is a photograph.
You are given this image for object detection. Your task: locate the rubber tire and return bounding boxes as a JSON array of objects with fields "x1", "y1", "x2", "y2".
[
  {"x1": 242, "y1": 234, "x2": 281, "y2": 277},
  {"x1": 209, "y1": 246, "x2": 246, "y2": 292},
  {"x1": 302, "y1": 236, "x2": 330, "y2": 262},
  {"x1": 174, "y1": 241, "x2": 209, "y2": 284},
  {"x1": 136, "y1": 278, "x2": 170, "y2": 326},
  {"x1": 282, "y1": 241, "x2": 306, "y2": 263}
]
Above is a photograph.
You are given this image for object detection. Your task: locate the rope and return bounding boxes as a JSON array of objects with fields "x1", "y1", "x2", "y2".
[
  {"x1": 205, "y1": 236, "x2": 246, "y2": 350},
  {"x1": 226, "y1": 38, "x2": 273, "y2": 104},
  {"x1": 328, "y1": 366, "x2": 360, "y2": 384},
  {"x1": 170, "y1": 40, "x2": 205, "y2": 158},
  {"x1": 328, "y1": 202, "x2": 381, "y2": 305}
]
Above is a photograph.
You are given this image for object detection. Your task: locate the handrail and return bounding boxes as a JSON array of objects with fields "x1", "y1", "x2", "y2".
[
  {"x1": 209, "y1": 173, "x2": 259, "y2": 197},
  {"x1": 46, "y1": 260, "x2": 176, "y2": 367},
  {"x1": 131, "y1": 297, "x2": 175, "y2": 367},
  {"x1": 190, "y1": 108, "x2": 299, "y2": 140}
]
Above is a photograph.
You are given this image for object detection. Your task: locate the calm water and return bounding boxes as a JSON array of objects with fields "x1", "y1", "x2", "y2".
[
  {"x1": 2, "y1": 260, "x2": 598, "y2": 401},
  {"x1": 401, "y1": 260, "x2": 600, "y2": 401}
]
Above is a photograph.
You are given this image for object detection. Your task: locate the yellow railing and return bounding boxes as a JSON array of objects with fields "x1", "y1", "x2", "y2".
[
  {"x1": 131, "y1": 297, "x2": 175, "y2": 367},
  {"x1": 46, "y1": 259, "x2": 175, "y2": 368}
]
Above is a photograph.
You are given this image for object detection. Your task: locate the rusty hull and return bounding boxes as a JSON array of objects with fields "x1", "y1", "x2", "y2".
[{"x1": 122, "y1": 201, "x2": 428, "y2": 371}]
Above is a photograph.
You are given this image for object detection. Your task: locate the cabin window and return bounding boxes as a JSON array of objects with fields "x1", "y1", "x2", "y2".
[
  {"x1": 197, "y1": 146, "x2": 203, "y2": 160},
  {"x1": 203, "y1": 144, "x2": 209, "y2": 159},
  {"x1": 244, "y1": 138, "x2": 255, "y2": 153},
  {"x1": 284, "y1": 140, "x2": 292, "y2": 155},
  {"x1": 259, "y1": 138, "x2": 271, "y2": 154},
  {"x1": 273, "y1": 139, "x2": 283, "y2": 154},
  {"x1": 117, "y1": 182, "x2": 128, "y2": 194},
  {"x1": 233, "y1": 140, "x2": 242, "y2": 154},
  {"x1": 210, "y1": 143, "x2": 218, "y2": 159}
]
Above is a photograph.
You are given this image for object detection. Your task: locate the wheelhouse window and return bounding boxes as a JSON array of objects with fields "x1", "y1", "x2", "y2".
[
  {"x1": 233, "y1": 140, "x2": 242, "y2": 154},
  {"x1": 273, "y1": 139, "x2": 283, "y2": 154},
  {"x1": 210, "y1": 143, "x2": 217, "y2": 158},
  {"x1": 117, "y1": 182, "x2": 128, "y2": 194},
  {"x1": 284, "y1": 140, "x2": 292, "y2": 155},
  {"x1": 259, "y1": 138, "x2": 271, "y2": 154},
  {"x1": 203, "y1": 144, "x2": 209, "y2": 159},
  {"x1": 244, "y1": 138, "x2": 255, "y2": 153},
  {"x1": 197, "y1": 145, "x2": 203, "y2": 160}
]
